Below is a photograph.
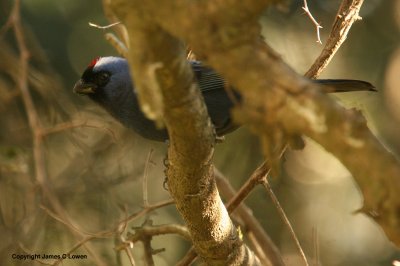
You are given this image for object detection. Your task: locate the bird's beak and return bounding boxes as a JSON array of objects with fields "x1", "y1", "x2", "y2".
[{"x1": 73, "y1": 79, "x2": 97, "y2": 95}]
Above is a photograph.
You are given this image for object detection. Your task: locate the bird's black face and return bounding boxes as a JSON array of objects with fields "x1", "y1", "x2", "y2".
[
  {"x1": 73, "y1": 66, "x2": 111, "y2": 95},
  {"x1": 73, "y1": 57, "x2": 133, "y2": 110}
]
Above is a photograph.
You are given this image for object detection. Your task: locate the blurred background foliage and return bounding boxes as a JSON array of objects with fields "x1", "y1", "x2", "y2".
[{"x1": 0, "y1": 0, "x2": 399, "y2": 265}]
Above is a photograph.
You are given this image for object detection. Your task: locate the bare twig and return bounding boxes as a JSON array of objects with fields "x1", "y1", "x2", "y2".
[
  {"x1": 105, "y1": 33, "x2": 129, "y2": 57},
  {"x1": 117, "y1": 208, "x2": 137, "y2": 266},
  {"x1": 142, "y1": 149, "x2": 154, "y2": 207},
  {"x1": 215, "y1": 168, "x2": 284, "y2": 266},
  {"x1": 40, "y1": 119, "x2": 117, "y2": 141},
  {"x1": 124, "y1": 220, "x2": 177, "y2": 266},
  {"x1": 247, "y1": 231, "x2": 271, "y2": 266},
  {"x1": 261, "y1": 179, "x2": 309, "y2": 266},
  {"x1": 102, "y1": 0, "x2": 129, "y2": 47},
  {"x1": 123, "y1": 248, "x2": 137, "y2": 266},
  {"x1": 50, "y1": 200, "x2": 176, "y2": 265},
  {"x1": 124, "y1": 248, "x2": 136, "y2": 266},
  {"x1": 142, "y1": 238, "x2": 155, "y2": 266},
  {"x1": 40, "y1": 205, "x2": 90, "y2": 236},
  {"x1": 46, "y1": 199, "x2": 174, "y2": 265},
  {"x1": 89, "y1": 21, "x2": 121, "y2": 29},
  {"x1": 52, "y1": 236, "x2": 97, "y2": 266},
  {"x1": 116, "y1": 223, "x2": 190, "y2": 250},
  {"x1": 302, "y1": 0, "x2": 323, "y2": 44},
  {"x1": 118, "y1": 199, "x2": 174, "y2": 227},
  {"x1": 175, "y1": 247, "x2": 197, "y2": 266},
  {"x1": 225, "y1": 161, "x2": 270, "y2": 213},
  {"x1": 88, "y1": 21, "x2": 129, "y2": 57},
  {"x1": 140, "y1": 220, "x2": 156, "y2": 266},
  {"x1": 305, "y1": 0, "x2": 365, "y2": 78}
]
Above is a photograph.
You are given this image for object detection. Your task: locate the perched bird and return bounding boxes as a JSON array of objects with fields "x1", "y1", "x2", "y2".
[{"x1": 73, "y1": 56, "x2": 375, "y2": 141}]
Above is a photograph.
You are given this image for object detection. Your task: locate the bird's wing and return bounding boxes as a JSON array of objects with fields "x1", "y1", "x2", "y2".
[
  {"x1": 190, "y1": 61, "x2": 240, "y2": 135},
  {"x1": 190, "y1": 61, "x2": 227, "y2": 93}
]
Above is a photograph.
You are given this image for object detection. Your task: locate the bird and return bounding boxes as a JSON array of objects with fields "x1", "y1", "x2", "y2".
[{"x1": 73, "y1": 56, "x2": 375, "y2": 142}]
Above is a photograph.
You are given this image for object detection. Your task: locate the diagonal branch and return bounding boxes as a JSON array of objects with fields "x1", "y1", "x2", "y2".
[
  {"x1": 305, "y1": 0, "x2": 365, "y2": 79},
  {"x1": 109, "y1": 0, "x2": 400, "y2": 247},
  {"x1": 215, "y1": 168, "x2": 284, "y2": 266}
]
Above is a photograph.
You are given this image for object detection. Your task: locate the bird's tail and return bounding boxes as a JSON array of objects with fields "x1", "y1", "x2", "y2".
[{"x1": 314, "y1": 79, "x2": 376, "y2": 93}]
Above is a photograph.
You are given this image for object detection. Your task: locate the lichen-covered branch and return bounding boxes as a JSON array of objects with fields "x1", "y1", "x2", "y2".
[
  {"x1": 108, "y1": 1, "x2": 263, "y2": 264},
  {"x1": 146, "y1": 0, "x2": 400, "y2": 246},
  {"x1": 107, "y1": 0, "x2": 400, "y2": 247}
]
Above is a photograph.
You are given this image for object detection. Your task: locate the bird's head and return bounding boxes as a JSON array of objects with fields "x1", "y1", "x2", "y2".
[
  {"x1": 73, "y1": 56, "x2": 167, "y2": 140},
  {"x1": 73, "y1": 56, "x2": 133, "y2": 105}
]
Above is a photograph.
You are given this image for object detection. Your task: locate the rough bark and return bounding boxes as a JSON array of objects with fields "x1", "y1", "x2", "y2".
[
  {"x1": 108, "y1": 0, "x2": 400, "y2": 261},
  {"x1": 109, "y1": 1, "x2": 265, "y2": 264}
]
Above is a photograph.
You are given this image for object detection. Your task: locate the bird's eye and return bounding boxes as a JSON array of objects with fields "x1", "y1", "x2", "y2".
[{"x1": 97, "y1": 72, "x2": 110, "y2": 86}]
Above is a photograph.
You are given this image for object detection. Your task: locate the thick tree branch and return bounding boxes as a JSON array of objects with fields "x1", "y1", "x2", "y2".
[
  {"x1": 107, "y1": 0, "x2": 400, "y2": 246},
  {"x1": 175, "y1": 164, "x2": 283, "y2": 266},
  {"x1": 108, "y1": 1, "x2": 262, "y2": 264}
]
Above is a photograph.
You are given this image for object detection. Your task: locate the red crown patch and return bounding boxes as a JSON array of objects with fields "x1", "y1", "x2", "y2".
[{"x1": 88, "y1": 57, "x2": 101, "y2": 68}]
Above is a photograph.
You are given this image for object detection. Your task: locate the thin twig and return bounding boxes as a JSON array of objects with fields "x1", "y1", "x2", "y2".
[
  {"x1": 142, "y1": 238, "x2": 155, "y2": 266},
  {"x1": 140, "y1": 220, "x2": 156, "y2": 266},
  {"x1": 175, "y1": 247, "x2": 197, "y2": 266},
  {"x1": 118, "y1": 199, "x2": 175, "y2": 228},
  {"x1": 48, "y1": 199, "x2": 174, "y2": 265},
  {"x1": 261, "y1": 179, "x2": 309, "y2": 266},
  {"x1": 105, "y1": 33, "x2": 129, "y2": 57},
  {"x1": 89, "y1": 21, "x2": 121, "y2": 29},
  {"x1": 302, "y1": 0, "x2": 323, "y2": 44},
  {"x1": 305, "y1": 0, "x2": 365, "y2": 78},
  {"x1": 40, "y1": 119, "x2": 116, "y2": 141},
  {"x1": 142, "y1": 149, "x2": 154, "y2": 207},
  {"x1": 102, "y1": 0, "x2": 130, "y2": 47},
  {"x1": 225, "y1": 161, "x2": 270, "y2": 213},
  {"x1": 52, "y1": 236, "x2": 97, "y2": 266},
  {"x1": 89, "y1": 21, "x2": 129, "y2": 57},
  {"x1": 116, "y1": 223, "x2": 190, "y2": 250},
  {"x1": 123, "y1": 247, "x2": 137, "y2": 266},
  {"x1": 247, "y1": 231, "x2": 270, "y2": 266},
  {"x1": 40, "y1": 205, "x2": 89, "y2": 236},
  {"x1": 117, "y1": 207, "x2": 137, "y2": 266},
  {"x1": 215, "y1": 168, "x2": 284, "y2": 266}
]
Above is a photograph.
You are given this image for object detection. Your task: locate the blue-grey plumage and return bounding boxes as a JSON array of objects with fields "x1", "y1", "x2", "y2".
[{"x1": 73, "y1": 57, "x2": 375, "y2": 142}]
